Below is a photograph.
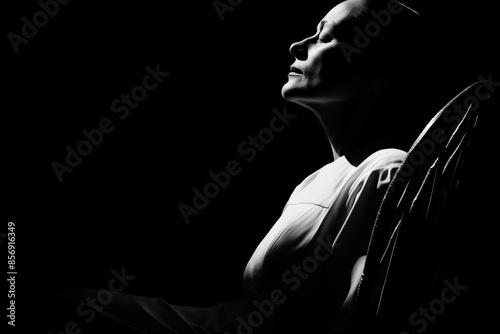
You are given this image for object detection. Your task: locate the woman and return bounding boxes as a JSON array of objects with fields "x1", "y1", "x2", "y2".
[
  {"x1": 245, "y1": 1, "x2": 424, "y2": 332},
  {"x1": 42, "y1": 1, "x2": 427, "y2": 333}
]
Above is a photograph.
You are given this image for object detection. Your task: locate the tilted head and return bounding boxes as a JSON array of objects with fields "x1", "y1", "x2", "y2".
[{"x1": 282, "y1": 0, "x2": 424, "y2": 108}]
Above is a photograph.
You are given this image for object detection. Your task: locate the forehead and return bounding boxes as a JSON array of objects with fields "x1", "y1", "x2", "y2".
[{"x1": 320, "y1": 0, "x2": 368, "y2": 28}]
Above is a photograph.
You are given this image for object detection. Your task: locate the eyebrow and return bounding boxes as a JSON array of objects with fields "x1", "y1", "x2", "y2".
[
  {"x1": 317, "y1": 20, "x2": 333, "y2": 33},
  {"x1": 317, "y1": 16, "x2": 359, "y2": 37},
  {"x1": 317, "y1": 20, "x2": 328, "y2": 31},
  {"x1": 316, "y1": 20, "x2": 338, "y2": 36}
]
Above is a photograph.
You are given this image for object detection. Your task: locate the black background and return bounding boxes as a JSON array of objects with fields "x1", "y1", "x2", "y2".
[{"x1": 3, "y1": 0, "x2": 499, "y2": 333}]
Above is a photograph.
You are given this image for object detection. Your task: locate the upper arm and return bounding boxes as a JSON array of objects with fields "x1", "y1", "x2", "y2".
[{"x1": 319, "y1": 163, "x2": 402, "y2": 317}]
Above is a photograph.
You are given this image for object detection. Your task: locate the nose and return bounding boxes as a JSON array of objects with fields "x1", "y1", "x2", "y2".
[{"x1": 289, "y1": 37, "x2": 310, "y2": 61}]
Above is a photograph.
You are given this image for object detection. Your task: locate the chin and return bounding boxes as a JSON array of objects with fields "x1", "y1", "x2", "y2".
[
  {"x1": 281, "y1": 85, "x2": 291, "y2": 100},
  {"x1": 281, "y1": 82, "x2": 302, "y2": 102}
]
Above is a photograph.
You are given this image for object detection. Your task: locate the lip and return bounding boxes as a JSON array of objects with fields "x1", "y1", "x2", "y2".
[{"x1": 289, "y1": 66, "x2": 303, "y2": 75}]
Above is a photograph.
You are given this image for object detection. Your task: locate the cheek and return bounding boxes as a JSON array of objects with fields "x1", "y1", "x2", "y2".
[{"x1": 316, "y1": 44, "x2": 361, "y2": 85}]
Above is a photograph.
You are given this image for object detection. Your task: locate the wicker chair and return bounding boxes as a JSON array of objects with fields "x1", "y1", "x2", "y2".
[{"x1": 341, "y1": 80, "x2": 494, "y2": 333}]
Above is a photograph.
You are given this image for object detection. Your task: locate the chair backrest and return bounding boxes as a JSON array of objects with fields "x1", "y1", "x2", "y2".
[{"x1": 348, "y1": 80, "x2": 494, "y2": 332}]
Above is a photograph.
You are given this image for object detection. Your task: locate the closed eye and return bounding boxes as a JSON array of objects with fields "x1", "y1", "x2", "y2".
[{"x1": 317, "y1": 33, "x2": 334, "y2": 43}]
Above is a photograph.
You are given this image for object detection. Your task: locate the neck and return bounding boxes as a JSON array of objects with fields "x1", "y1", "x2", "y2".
[{"x1": 306, "y1": 79, "x2": 396, "y2": 165}]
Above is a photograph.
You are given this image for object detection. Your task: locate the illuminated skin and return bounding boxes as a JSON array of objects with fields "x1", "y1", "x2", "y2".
[{"x1": 282, "y1": 0, "x2": 395, "y2": 163}]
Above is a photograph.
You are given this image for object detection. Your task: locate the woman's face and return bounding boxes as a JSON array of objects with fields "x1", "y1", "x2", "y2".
[{"x1": 281, "y1": 0, "x2": 370, "y2": 107}]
